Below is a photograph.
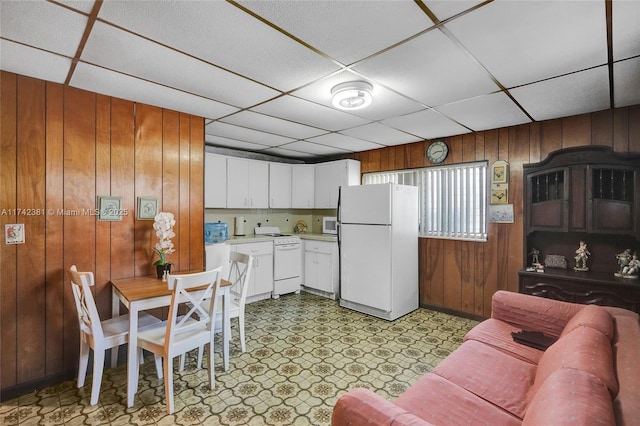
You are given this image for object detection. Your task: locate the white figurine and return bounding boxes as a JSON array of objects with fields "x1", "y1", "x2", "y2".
[
  {"x1": 620, "y1": 252, "x2": 639, "y2": 279},
  {"x1": 574, "y1": 240, "x2": 590, "y2": 271}
]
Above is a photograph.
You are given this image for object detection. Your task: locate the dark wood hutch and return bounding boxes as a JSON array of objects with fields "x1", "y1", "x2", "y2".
[{"x1": 519, "y1": 146, "x2": 640, "y2": 313}]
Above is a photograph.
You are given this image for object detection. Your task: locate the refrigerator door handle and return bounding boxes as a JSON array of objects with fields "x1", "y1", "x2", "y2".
[
  {"x1": 337, "y1": 185, "x2": 342, "y2": 297},
  {"x1": 337, "y1": 185, "x2": 342, "y2": 223}
]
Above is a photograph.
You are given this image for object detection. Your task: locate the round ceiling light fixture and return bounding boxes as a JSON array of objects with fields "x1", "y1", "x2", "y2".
[{"x1": 331, "y1": 81, "x2": 373, "y2": 110}]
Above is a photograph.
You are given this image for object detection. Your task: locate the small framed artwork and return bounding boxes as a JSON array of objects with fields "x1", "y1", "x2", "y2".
[
  {"x1": 489, "y1": 204, "x2": 514, "y2": 223},
  {"x1": 5, "y1": 224, "x2": 25, "y2": 244},
  {"x1": 491, "y1": 160, "x2": 509, "y2": 184},
  {"x1": 491, "y1": 184, "x2": 508, "y2": 204},
  {"x1": 98, "y1": 196, "x2": 124, "y2": 221},
  {"x1": 137, "y1": 197, "x2": 158, "y2": 220}
]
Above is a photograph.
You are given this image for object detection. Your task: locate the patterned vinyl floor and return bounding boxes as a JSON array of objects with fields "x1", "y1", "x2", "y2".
[{"x1": 1, "y1": 293, "x2": 477, "y2": 425}]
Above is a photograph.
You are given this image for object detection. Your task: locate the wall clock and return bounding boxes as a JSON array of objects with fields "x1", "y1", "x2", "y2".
[{"x1": 426, "y1": 141, "x2": 448, "y2": 164}]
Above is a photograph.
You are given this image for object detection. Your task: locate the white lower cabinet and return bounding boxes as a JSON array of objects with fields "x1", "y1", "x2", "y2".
[
  {"x1": 231, "y1": 241, "x2": 273, "y2": 303},
  {"x1": 302, "y1": 240, "x2": 338, "y2": 300}
]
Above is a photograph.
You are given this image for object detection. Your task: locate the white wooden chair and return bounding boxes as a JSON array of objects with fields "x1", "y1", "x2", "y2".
[
  {"x1": 192, "y1": 252, "x2": 254, "y2": 369},
  {"x1": 135, "y1": 267, "x2": 222, "y2": 414},
  {"x1": 69, "y1": 265, "x2": 161, "y2": 406}
]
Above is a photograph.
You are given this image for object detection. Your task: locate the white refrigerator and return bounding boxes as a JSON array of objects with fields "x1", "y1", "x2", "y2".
[{"x1": 338, "y1": 183, "x2": 419, "y2": 321}]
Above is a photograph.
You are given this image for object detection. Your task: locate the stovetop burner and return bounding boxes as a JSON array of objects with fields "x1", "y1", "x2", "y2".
[{"x1": 255, "y1": 227, "x2": 300, "y2": 244}]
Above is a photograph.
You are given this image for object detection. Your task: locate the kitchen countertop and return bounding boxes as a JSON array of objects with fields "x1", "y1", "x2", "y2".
[
  {"x1": 220, "y1": 232, "x2": 337, "y2": 245},
  {"x1": 298, "y1": 233, "x2": 338, "y2": 242},
  {"x1": 225, "y1": 235, "x2": 274, "y2": 244}
]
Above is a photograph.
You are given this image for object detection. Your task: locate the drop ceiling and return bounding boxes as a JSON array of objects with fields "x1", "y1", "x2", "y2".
[{"x1": 2, "y1": 0, "x2": 639, "y2": 160}]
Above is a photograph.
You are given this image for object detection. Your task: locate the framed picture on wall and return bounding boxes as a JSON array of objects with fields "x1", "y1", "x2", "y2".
[
  {"x1": 137, "y1": 197, "x2": 158, "y2": 220},
  {"x1": 489, "y1": 204, "x2": 514, "y2": 223},
  {"x1": 98, "y1": 196, "x2": 124, "y2": 221},
  {"x1": 5, "y1": 224, "x2": 25, "y2": 244},
  {"x1": 491, "y1": 184, "x2": 508, "y2": 204},
  {"x1": 491, "y1": 160, "x2": 509, "y2": 184}
]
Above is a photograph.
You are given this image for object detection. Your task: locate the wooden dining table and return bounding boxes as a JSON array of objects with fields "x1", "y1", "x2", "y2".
[{"x1": 111, "y1": 272, "x2": 231, "y2": 408}]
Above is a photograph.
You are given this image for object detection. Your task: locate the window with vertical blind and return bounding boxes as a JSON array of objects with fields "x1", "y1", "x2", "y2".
[{"x1": 363, "y1": 161, "x2": 488, "y2": 241}]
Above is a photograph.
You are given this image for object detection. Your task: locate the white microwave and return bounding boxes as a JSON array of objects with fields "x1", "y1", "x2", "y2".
[{"x1": 322, "y1": 217, "x2": 338, "y2": 234}]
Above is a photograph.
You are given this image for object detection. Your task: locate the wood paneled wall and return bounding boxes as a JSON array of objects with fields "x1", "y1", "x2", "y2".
[
  {"x1": 0, "y1": 71, "x2": 205, "y2": 395},
  {"x1": 352, "y1": 106, "x2": 640, "y2": 319}
]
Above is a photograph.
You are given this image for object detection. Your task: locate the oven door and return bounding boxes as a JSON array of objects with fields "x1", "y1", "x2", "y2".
[{"x1": 274, "y1": 243, "x2": 302, "y2": 280}]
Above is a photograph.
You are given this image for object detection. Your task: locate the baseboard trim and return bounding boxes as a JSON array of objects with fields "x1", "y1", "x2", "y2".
[
  {"x1": 1, "y1": 369, "x2": 76, "y2": 402},
  {"x1": 419, "y1": 303, "x2": 486, "y2": 322}
]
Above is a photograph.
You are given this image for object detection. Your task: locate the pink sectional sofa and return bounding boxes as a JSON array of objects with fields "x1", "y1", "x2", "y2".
[{"x1": 332, "y1": 290, "x2": 640, "y2": 426}]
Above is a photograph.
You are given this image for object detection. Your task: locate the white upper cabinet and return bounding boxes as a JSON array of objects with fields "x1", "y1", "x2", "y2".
[
  {"x1": 227, "y1": 158, "x2": 269, "y2": 208},
  {"x1": 249, "y1": 161, "x2": 269, "y2": 208},
  {"x1": 269, "y1": 163, "x2": 292, "y2": 208},
  {"x1": 204, "y1": 153, "x2": 227, "y2": 208},
  {"x1": 314, "y1": 160, "x2": 361, "y2": 208},
  {"x1": 291, "y1": 165, "x2": 315, "y2": 208},
  {"x1": 205, "y1": 156, "x2": 359, "y2": 210}
]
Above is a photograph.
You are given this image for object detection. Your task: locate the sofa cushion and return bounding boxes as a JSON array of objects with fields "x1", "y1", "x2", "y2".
[
  {"x1": 464, "y1": 318, "x2": 543, "y2": 364},
  {"x1": 560, "y1": 304, "x2": 614, "y2": 341},
  {"x1": 531, "y1": 325, "x2": 618, "y2": 399},
  {"x1": 432, "y1": 340, "x2": 536, "y2": 418},
  {"x1": 491, "y1": 290, "x2": 581, "y2": 338},
  {"x1": 523, "y1": 368, "x2": 615, "y2": 426},
  {"x1": 332, "y1": 387, "x2": 435, "y2": 426},
  {"x1": 611, "y1": 315, "x2": 640, "y2": 426},
  {"x1": 395, "y1": 373, "x2": 521, "y2": 426}
]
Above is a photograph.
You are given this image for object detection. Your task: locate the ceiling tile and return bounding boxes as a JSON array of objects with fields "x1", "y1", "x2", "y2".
[
  {"x1": 382, "y1": 109, "x2": 471, "y2": 140},
  {"x1": 306, "y1": 133, "x2": 384, "y2": 152},
  {"x1": 424, "y1": 1, "x2": 487, "y2": 22},
  {"x1": 97, "y1": 1, "x2": 339, "y2": 91},
  {"x1": 614, "y1": 57, "x2": 640, "y2": 108},
  {"x1": 81, "y1": 22, "x2": 280, "y2": 109},
  {"x1": 277, "y1": 141, "x2": 351, "y2": 157},
  {"x1": 70, "y1": 63, "x2": 239, "y2": 119},
  {"x1": 445, "y1": 1, "x2": 607, "y2": 88},
  {"x1": 510, "y1": 66, "x2": 610, "y2": 122},
  {"x1": 221, "y1": 111, "x2": 326, "y2": 140},
  {"x1": 353, "y1": 29, "x2": 499, "y2": 107},
  {"x1": 56, "y1": 0, "x2": 96, "y2": 14},
  {"x1": 205, "y1": 135, "x2": 271, "y2": 152},
  {"x1": 291, "y1": 69, "x2": 425, "y2": 121},
  {"x1": 612, "y1": 0, "x2": 640, "y2": 61},
  {"x1": 251, "y1": 96, "x2": 369, "y2": 131},
  {"x1": 340, "y1": 122, "x2": 420, "y2": 146},
  {"x1": 0, "y1": 40, "x2": 71, "y2": 84},
  {"x1": 237, "y1": 0, "x2": 433, "y2": 65},
  {"x1": 436, "y1": 92, "x2": 531, "y2": 132},
  {"x1": 0, "y1": 1, "x2": 87, "y2": 57},
  {"x1": 205, "y1": 122, "x2": 295, "y2": 147}
]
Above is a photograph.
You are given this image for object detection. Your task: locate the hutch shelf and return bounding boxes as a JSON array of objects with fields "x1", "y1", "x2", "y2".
[{"x1": 520, "y1": 146, "x2": 640, "y2": 313}]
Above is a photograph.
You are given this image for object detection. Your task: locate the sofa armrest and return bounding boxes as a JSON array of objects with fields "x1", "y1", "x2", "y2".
[
  {"x1": 491, "y1": 291, "x2": 583, "y2": 338},
  {"x1": 332, "y1": 388, "x2": 435, "y2": 426}
]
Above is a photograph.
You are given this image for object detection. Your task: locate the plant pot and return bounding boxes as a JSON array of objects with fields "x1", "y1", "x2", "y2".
[{"x1": 156, "y1": 263, "x2": 172, "y2": 279}]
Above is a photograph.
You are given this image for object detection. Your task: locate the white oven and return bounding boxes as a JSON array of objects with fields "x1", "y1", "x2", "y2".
[
  {"x1": 272, "y1": 236, "x2": 302, "y2": 298},
  {"x1": 255, "y1": 227, "x2": 302, "y2": 299}
]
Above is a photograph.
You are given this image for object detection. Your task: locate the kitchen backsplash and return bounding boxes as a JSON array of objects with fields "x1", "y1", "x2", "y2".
[{"x1": 205, "y1": 208, "x2": 337, "y2": 236}]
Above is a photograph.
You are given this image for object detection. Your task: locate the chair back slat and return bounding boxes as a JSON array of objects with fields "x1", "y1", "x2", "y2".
[
  {"x1": 164, "y1": 267, "x2": 222, "y2": 354},
  {"x1": 69, "y1": 265, "x2": 104, "y2": 341},
  {"x1": 227, "y1": 252, "x2": 253, "y2": 305}
]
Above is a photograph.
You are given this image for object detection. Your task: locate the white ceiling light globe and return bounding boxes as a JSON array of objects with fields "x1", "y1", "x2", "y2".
[{"x1": 331, "y1": 81, "x2": 373, "y2": 110}]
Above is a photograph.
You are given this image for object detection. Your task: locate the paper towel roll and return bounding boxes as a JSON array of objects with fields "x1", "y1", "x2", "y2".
[{"x1": 234, "y1": 216, "x2": 245, "y2": 236}]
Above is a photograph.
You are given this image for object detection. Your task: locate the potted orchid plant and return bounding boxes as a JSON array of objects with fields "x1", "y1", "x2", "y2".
[{"x1": 153, "y1": 211, "x2": 176, "y2": 279}]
